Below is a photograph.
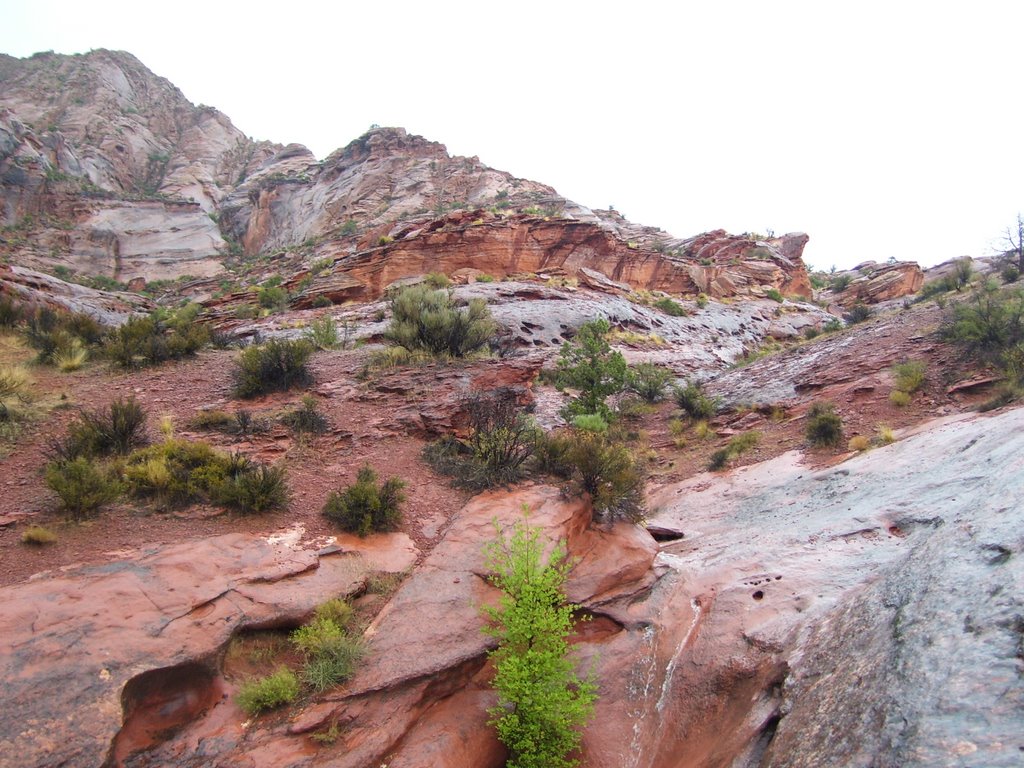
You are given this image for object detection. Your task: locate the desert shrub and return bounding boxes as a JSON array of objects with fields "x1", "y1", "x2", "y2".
[
  {"x1": 189, "y1": 409, "x2": 236, "y2": 432},
  {"x1": 565, "y1": 430, "x2": 644, "y2": 523},
  {"x1": 0, "y1": 295, "x2": 24, "y2": 327},
  {"x1": 830, "y1": 274, "x2": 852, "y2": 292},
  {"x1": 45, "y1": 457, "x2": 122, "y2": 520},
  {"x1": 21, "y1": 525, "x2": 57, "y2": 545},
  {"x1": 234, "y1": 409, "x2": 270, "y2": 436},
  {"x1": 424, "y1": 272, "x2": 451, "y2": 288},
  {"x1": 805, "y1": 402, "x2": 843, "y2": 446},
  {"x1": 322, "y1": 465, "x2": 405, "y2": 536},
  {"x1": 281, "y1": 395, "x2": 328, "y2": 435},
  {"x1": 942, "y1": 284, "x2": 1024, "y2": 359},
  {"x1": 23, "y1": 307, "x2": 96, "y2": 365},
  {"x1": 627, "y1": 363, "x2": 673, "y2": 403},
  {"x1": 823, "y1": 318, "x2": 844, "y2": 333},
  {"x1": 385, "y1": 285, "x2": 496, "y2": 358},
  {"x1": 707, "y1": 448, "x2": 731, "y2": 471},
  {"x1": 314, "y1": 598, "x2": 354, "y2": 630},
  {"x1": 571, "y1": 413, "x2": 609, "y2": 433},
  {"x1": 217, "y1": 463, "x2": 289, "y2": 514},
  {"x1": 765, "y1": 288, "x2": 784, "y2": 303},
  {"x1": 848, "y1": 435, "x2": 871, "y2": 452},
  {"x1": 103, "y1": 307, "x2": 209, "y2": 368},
  {"x1": 236, "y1": 668, "x2": 300, "y2": 715},
  {"x1": 1001, "y1": 264, "x2": 1020, "y2": 284},
  {"x1": 844, "y1": 302, "x2": 873, "y2": 324},
  {"x1": 257, "y1": 284, "x2": 289, "y2": 310},
  {"x1": 693, "y1": 420, "x2": 715, "y2": 440},
  {"x1": 53, "y1": 338, "x2": 88, "y2": 371},
  {"x1": 673, "y1": 380, "x2": 718, "y2": 420},
  {"x1": 706, "y1": 430, "x2": 759, "y2": 471},
  {"x1": 953, "y1": 257, "x2": 974, "y2": 290},
  {"x1": 653, "y1": 297, "x2": 687, "y2": 316},
  {"x1": 482, "y1": 519, "x2": 597, "y2": 768},
  {"x1": 54, "y1": 397, "x2": 148, "y2": 460},
  {"x1": 804, "y1": 327, "x2": 820, "y2": 340},
  {"x1": 892, "y1": 360, "x2": 927, "y2": 393},
  {"x1": 0, "y1": 365, "x2": 29, "y2": 418},
  {"x1": 695, "y1": 293, "x2": 709, "y2": 308},
  {"x1": 555, "y1": 318, "x2": 628, "y2": 420},
  {"x1": 233, "y1": 338, "x2": 314, "y2": 398},
  {"x1": 301, "y1": 637, "x2": 364, "y2": 692},
  {"x1": 889, "y1": 390, "x2": 912, "y2": 407},
  {"x1": 304, "y1": 315, "x2": 339, "y2": 350},
  {"x1": 531, "y1": 430, "x2": 575, "y2": 478}
]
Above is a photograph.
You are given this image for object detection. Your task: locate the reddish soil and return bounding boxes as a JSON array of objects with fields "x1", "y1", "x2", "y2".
[{"x1": 0, "y1": 344, "x2": 471, "y2": 586}]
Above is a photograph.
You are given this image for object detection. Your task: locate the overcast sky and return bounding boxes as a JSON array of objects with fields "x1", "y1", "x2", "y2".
[{"x1": 2, "y1": 1, "x2": 1022, "y2": 269}]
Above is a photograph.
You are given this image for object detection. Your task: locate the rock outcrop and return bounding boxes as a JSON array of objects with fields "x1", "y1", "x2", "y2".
[
  {"x1": 827, "y1": 260, "x2": 925, "y2": 306},
  {"x1": 0, "y1": 263, "x2": 152, "y2": 323},
  {"x1": 0, "y1": 528, "x2": 417, "y2": 768}
]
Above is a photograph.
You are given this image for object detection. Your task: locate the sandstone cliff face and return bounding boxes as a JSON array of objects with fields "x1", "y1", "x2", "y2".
[{"x1": 827, "y1": 260, "x2": 925, "y2": 306}]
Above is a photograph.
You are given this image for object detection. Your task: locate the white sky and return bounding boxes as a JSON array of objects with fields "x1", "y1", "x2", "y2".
[{"x1": 1, "y1": 0, "x2": 1022, "y2": 269}]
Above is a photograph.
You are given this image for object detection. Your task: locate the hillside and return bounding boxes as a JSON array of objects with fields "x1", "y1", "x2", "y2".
[{"x1": 1, "y1": 49, "x2": 1022, "y2": 768}]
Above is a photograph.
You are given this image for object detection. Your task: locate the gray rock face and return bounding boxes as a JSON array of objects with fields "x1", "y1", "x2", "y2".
[{"x1": 647, "y1": 407, "x2": 1024, "y2": 768}]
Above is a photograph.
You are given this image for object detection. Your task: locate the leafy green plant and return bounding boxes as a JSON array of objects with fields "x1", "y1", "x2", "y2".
[
  {"x1": 830, "y1": 274, "x2": 852, "y2": 292},
  {"x1": 236, "y1": 667, "x2": 300, "y2": 716},
  {"x1": 233, "y1": 338, "x2": 314, "y2": 398},
  {"x1": 555, "y1": 319, "x2": 628, "y2": 420},
  {"x1": 805, "y1": 402, "x2": 843, "y2": 447},
  {"x1": 482, "y1": 518, "x2": 597, "y2": 768},
  {"x1": 627, "y1": 362, "x2": 673, "y2": 403},
  {"x1": 322, "y1": 465, "x2": 405, "y2": 536},
  {"x1": 385, "y1": 285, "x2": 496, "y2": 358},
  {"x1": 304, "y1": 315, "x2": 339, "y2": 350},
  {"x1": 531, "y1": 430, "x2": 575, "y2": 478},
  {"x1": 217, "y1": 463, "x2": 290, "y2": 514},
  {"x1": 765, "y1": 288, "x2": 784, "y2": 303},
  {"x1": 844, "y1": 303, "x2": 873, "y2": 324},
  {"x1": 45, "y1": 457, "x2": 123, "y2": 520},
  {"x1": 103, "y1": 306, "x2": 209, "y2": 368}
]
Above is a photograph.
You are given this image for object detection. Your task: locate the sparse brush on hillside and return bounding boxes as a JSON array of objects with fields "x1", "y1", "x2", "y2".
[
  {"x1": 23, "y1": 306, "x2": 103, "y2": 366},
  {"x1": 50, "y1": 397, "x2": 148, "y2": 461},
  {"x1": 0, "y1": 365, "x2": 30, "y2": 420},
  {"x1": 805, "y1": 402, "x2": 843, "y2": 447},
  {"x1": 45, "y1": 457, "x2": 123, "y2": 521},
  {"x1": 627, "y1": 363, "x2": 674, "y2": 403},
  {"x1": 281, "y1": 395, "x2": 329, "y2": 435},
  {"x1": 385, "y1": 285, "x2": 496, "y2": 358},
  {"x1": 673, "y1": 380, "x2": 718, "y2": 420},
  {"x1": 563, "y1": 428, "x2": 645, "y2": 523}
]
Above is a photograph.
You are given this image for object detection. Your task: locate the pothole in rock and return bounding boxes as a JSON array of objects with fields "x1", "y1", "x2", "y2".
[
  {"x1": 109, "y1": 662, "x2": 224, "y2": 765},
  {"x1": 571, "y1": 610, "x2": 626, "y2": 642}
]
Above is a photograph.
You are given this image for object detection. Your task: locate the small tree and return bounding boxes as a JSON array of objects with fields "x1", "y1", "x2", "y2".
[
  {"x1": 483, "y1": 517, "x2": 597, "y2": 768},
  {"x1": 555, "y1": 319, "x2": 628, "y2": 420},
  {"x1": 997, "y1": 213, "x2": 1024, "y2": 274}
]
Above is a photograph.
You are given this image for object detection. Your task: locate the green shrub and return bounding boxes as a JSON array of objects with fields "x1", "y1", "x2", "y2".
[
  {"x1": 653, "y1": 297, "x2": 687, "y2": 316},
  {"x1": 953, "y1": 257, "x2": 974, "y2": 290},
  {"x1": 531, "y1": 430, "x2": 575, "y2": 478},
  {"x1": 565, "y1": 430, "x2": 644, "y2": 523},
  {"x1": 707, "y1": 448, "x2": 731, "y2": 471},
  {"x1": 942, "y1": 284, "x2": 1024, "y2": 359},
  {"x1": 707, "y1": 431, "x2": 760, "y2": 471},
  {"x1": 313, "y1": 598, "x2": 354, "y2": 630},
  {"x1": 830, "y1": 274, "x2": 852, "y2": 292},
  {"x1": 0, "y1": 295, "x2": 24, "y2": 328},
  {"x1": 21, "y1": 525, "x2": 57, "y2": 545},
  {"x1": 695, "y1": 293, "x2": 709, "y2": 308},
  {"x1": 917, "y1": 275, "x2": 958, "y2": 301},
  {"x1": 385, "y1": 285, "x2": 496, "y2": 358},
  {"x1": 1001, "y1": 264, "x2": 1020, "y2": 284},
  {"x1": 103, "y1": 308, "x2": 209, "y2": 368},
  {"x1": 673, "y1": 380, "x2": 718, "y2": 420},
  {"x1": 805, "y1": 402, "x2": 843, "y2": 447},
  {"x1": 892, "y1": 360, "x2": 927, "y2": 393},
  {"x1": 823, "y1": 318, "x2": 844, "y2": 333},
  {"x1": 555, "y1": 319, "x2": 628, "y2": 420},
  {"x1": 281, "y1": 395, "x2": 328, "y2": 435},
  {"x1": 54, "y1": 397, "x2": 148, "y2": 460},
  {"x1": 571, "y1": 413, "x2": 609, "y2": 433},
  {"x1": 0, "y1": 365, "x2": 29, "y2": 417},
  {"x1": 233, "y1": 338, "x2": 314, "y2": 398},
  {"x1": 189, "y1": 409, "x2": 236, "y2": 431},
  {"x1": 322, "y1": 465, "x2": 405, "y2": 536},
  {"x1": 845, "y1": 303, "x2": 873, "y2": 324},
  {"x1": 45, "y1": 457, "x2": 123, "y2": 520},
  {"x1": 236, "y1": 667, "x2": 300, "y2": 715},
  {"x1": 217, "y1": 463, "x2": 289, "y2": 514},
  {"x1": 301, "y1": 637, "x2": 364, "y2": 692},
  {"x1": 304, "y1": 315, "x2": 339, "y2": 349},
  {"x1": 804, "y1": 327, "x2": 820, "y2": 340},
  {"x1": 424, "y1": 272, "x2": 451, "y2": 288},
  {"x1": 889, "y1": 390, "x2": 912, "y2": 407},
  {"x1": 257, "y1": 284, "x2": 289, "y2": 311},
  {"x1": 23, "y1": 307, "x2": 102, "y2": 365},
  {"x1": 482, "y1": 519, "x2": 597, "y2": 768},
  {"x1": 765, "y1": 288, "x2": 784, "y2": 303},
  {"x1": 627, "y1": 362, "x2": 673, "y2": 403}
]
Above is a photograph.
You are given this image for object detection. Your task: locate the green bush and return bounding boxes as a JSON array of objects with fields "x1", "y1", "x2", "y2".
[
  {"x1": 257, "y1": 285, "x2": 289, "y2": 311},
  {"x1": 892, "y1": 360, "x2": 927, "y2": 393},
  {"x1": 555, "y1": 319, "x2": 628, "y2": 420},
  {"x1": 707, "y1": 431, "x2": 760, "y2": 471},
  {"x1": 304, "y1": 315, "x2": 339, "y2": 349},
  {"x1": 103, "y1": 307, "x2": 209, "y2": 368},
  {"x1": 236, "y1": 667, "x2": 300, "y2": 716},
  {"x1": 233, "y1": 338, "x2": 314, "y2": 398},
  {"x1": 322, "y1": 465, "x2": 405, "y2": 536},
  {"x1": 45, "y1": 457, "x2": 123, "y2": 520},
  {"x1": 673, "y1": 380, "x2": 718, "y2": 420},
  {"x1": 1001, "y1": 264, "x2": 1020, "y2": 284},
  {"x1": 385, "y1": 285, "x2": 496, "y2": 358},
  {"x1": 217, "y1": 463, "x2": 289, "y2": 514},
  {"x1": 653, "y1": 297, "x2": 687, "y2": 316},
  {"x1": 844, "y1": 303, "x2": 873, "y2": 324},
  {"x1": 765, "y1": 288, "x2": 784, "y2": 303},
  {"x1": 805, "y1": 402, "x2": 843, "y2": 447},
  {"x1": 53, "y1": 397, "x2": 148, "y2": 460},
  {"x1": 0, "y1": 295, "x2": 24, "y2": 328},
  {"x1": 627, "y1": 362, "x2": 673, "y2": 403},
  {"x1": 482, "y1": 519, "x2": 597, "y2": 768},
  {"x1": 301, "y1": 638, "x2": 364, "y2": 692},
  {"x1": 571, "y1": 413, "x2": 609, "y2": 433},
  {"x1": 531, "y1": 430, "x2": 575, "y2": 478},
  {"x1": 953, "y1": 257, "x2": 974, "y2": 290},
  {"x1": 23, "y1": 307, "x2": 103, "y2": 365},
  {"x1": 281, "y1": 395, "x2": 328, "y2": 435},
  {"x1": 565, "y1": 430, "x2": 644, "y2": 523},
  {"x1": 889, "y1": 390, "x2": 912, "y2": 407},
  {"x1": 823, "y1": 318, "x2": 844, "y2": 333},
  {"x1": 830, "y1": 274, "x2": 852, "y2": 292},
  {"x1": 942, "y1": 284, "x2": 1024, "y2": 359}
]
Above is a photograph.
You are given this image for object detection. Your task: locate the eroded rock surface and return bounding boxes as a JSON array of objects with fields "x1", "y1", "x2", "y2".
[{"x1": 0, "y1": 529, "x2": 416, "y2": 768}]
